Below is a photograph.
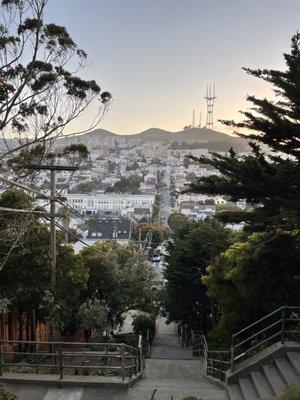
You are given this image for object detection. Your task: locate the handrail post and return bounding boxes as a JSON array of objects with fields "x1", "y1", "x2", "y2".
[
  {"x1": 230, "y1": 336, "x2": 235, "y2": 372},
  {"x1": 121, "y1": 344, "x2": 126, "y2": 381},
  {"x1": 138, "y1": 334, "x2": 143, "y2": 375},
  {"x1": 281, "y1": 306, "x2": 286, "y2": 344},
  {"x1": 58, "y1": 343, "x2": 63, "y2": 380},
  {"x1": 129, "y1": 347, "x2": 133, "y2": 378},
  {"x1": 0, "y1": 341, "x2": 3, "y2": 377}
]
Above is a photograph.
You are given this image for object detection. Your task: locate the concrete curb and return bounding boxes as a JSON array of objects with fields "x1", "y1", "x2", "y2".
[{"x1": 0, "y1": 372, "x2": 142, "y2": 389}]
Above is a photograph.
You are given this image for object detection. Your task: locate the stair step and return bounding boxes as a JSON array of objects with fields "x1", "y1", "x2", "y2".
[
  {"x1": 239, "y1": 377, "x2": 258, "y2": 400},
  {"x1": 286, "y1": 352, "x2": 300, "y2": 375},
  {"x1": 227, "y1": 384, "x2": 244, "y2": 400},
  {"x1": 250, "y1": 370, "x2": 274, "y2": 398},
  {"x1": 274, "y1": 357, "x2": 299, "y2": 386},
  {"x1": 262, "y1": 364, "x2": 286, "y2": 396}
]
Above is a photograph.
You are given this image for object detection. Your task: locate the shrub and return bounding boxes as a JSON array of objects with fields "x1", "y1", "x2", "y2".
[
  {"x1": 182, "y1": 397, "x2": 200, "y2": 400},
  {"x1": 280, "y1": 383, "x2": 300, "y2": 400},
  {"x1": 0, "y1": 384, "x2": 18, "y2": 400},
  {"x1": 132, "y1": 314, "x2": 156, "y2": 345}
]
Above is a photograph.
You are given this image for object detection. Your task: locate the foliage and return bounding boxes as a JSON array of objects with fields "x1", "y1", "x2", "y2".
[
  {"x1": 132, "y1": 314, "x2": 156, "y2": 345},
  {"x1": 80, "y1": 242, "x2": 158, "y2": 329},
  {"x1": 280, "y1": 383, "x2": 300, "y2": 400},
  {"x1": 0, "y1": 189, "x2": 88, "y2": 334},
  {"x1": 168, "y1": 212, "x2": 189, "y2": 232},
  {"x1": 182, "y1": 397, "x2": 200, "y2": 400},
  {"x1": 77, "y1": 299, "x2": 109, "y2": 335},
  {"x1": 0, "y1": 384, "x2": 18, "y2": 400},
  {"x1": 132, "y1": 223, "x2": 169, "y2": 255},
  {"x1": 70, "y1": 180, "x2": 96, "y2": 194},
  {"x1": 152, "y1": 194, "x2": 161, "y2": 222},
  {"x1": 164, "y1": 219, "x2": 230, "y2": 333},
  {"x1": 106, "y1": 175, "x2": 142, "y2": 194},
  {"x1": 107, "y1": 161, "x2": 117, "y2": 173},
  {"x1": 189, "y1": 34, "x2": 300, "y2": 233},
  {"x1": 126, "y1": 162, "x2": 140, "y2": 171},
  {"x1": 204, "y1": 232, "x2": 300, "y2": 343},
  {"x1": 0, "y1": 0, "x2": 110, "y2": 163}
]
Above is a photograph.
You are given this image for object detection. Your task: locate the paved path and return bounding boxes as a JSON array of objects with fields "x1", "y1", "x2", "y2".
[{"x1": 5, "y1": 318, "x2": 224, "y2": 400}]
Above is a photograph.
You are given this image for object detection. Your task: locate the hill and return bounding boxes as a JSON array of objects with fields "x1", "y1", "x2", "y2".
[{"x1": 57, "y1": 127, "x2": 249, "y2": 152}]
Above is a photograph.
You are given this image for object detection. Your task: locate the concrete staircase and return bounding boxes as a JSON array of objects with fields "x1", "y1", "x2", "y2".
[{"x1": 226, "y1": 346, "x2": 300, "y2": 400}]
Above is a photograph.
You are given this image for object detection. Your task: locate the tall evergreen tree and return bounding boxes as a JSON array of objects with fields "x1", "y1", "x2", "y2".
[
  {"x1": 164, "y1": 219, "x2": 230, "y2": 333},
  {"x1": 190, "y1": 34, "x2": 300, "y2": 232}
]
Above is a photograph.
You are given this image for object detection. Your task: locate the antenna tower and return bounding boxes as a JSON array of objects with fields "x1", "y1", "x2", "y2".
[
  {"x1": 192, "y1": 110, "x2": 195, "y2": 128},
  {"x1": 205, "y1": 84, "x2": 216, "y2": 129},
  {"x1": 198, "y1": 110, "x2": 202, "y2": 128}
]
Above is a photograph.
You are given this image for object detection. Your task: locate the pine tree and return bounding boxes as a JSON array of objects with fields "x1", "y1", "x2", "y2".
[{"x1": 190, "y1": 34, "x2": 300, "y2": 232}]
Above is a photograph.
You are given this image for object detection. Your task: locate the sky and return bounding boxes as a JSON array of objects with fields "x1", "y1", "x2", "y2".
[{"x1": 46, "y1": 0, "x2": 300, "y2": 135}]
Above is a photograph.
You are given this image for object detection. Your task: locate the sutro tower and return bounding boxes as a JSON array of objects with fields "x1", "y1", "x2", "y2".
[{"x1": 205, "y1": 84, "x2": 216, "y2": 129}]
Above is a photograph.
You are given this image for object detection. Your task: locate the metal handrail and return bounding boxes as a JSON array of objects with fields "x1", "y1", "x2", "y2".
[
  {"x1": 230, "y1": 306, "x2": 300, "y2": 372},
  {"x1": 0, "y1": 339, "x2": 143, "y2": 381},
  {"x1": 192, "y1": 334, "x2": 229, "y2": 382}
]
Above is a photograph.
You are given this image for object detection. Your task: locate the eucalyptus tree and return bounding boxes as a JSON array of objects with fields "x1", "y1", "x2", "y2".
[{"x1": 0, "y1": 0, "x2": 111, "y2": 162}]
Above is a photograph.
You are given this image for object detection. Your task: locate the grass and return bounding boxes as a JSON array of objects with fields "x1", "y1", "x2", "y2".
[{"x1": 280, "y1": 383, "x2": 300, "y2": 400}]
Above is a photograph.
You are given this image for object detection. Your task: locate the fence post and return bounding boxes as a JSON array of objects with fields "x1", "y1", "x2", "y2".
[
  {"x1": 58, "y1": 343, "x2": 63, "y2": 380},
  {"x1": 0, "y1": 341, "x2": 3, "y2": 377},
  {"x1": 230, "y1": 336, "x2": 235, "y2": 372},
  {"x1": 121, "y1": 344, "x2": 126, "y2": 381},
  {"x1": 281, "y1": 307, "x2": 286, "y2": 344}
]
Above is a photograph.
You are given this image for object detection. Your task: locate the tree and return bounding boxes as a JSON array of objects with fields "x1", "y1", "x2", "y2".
[
  {"x1": 0, "y1": 0, "x2": 111, "y2": 162},
  {"x1": 80, "y1": 242, "x2": 158, "y2": 331},
  {"x1": 132, "y1": 223, "x2": 169, "y2": 256},
  {"x1": 190, "y1": 34, "x2": 300, "y2": 232},
  {"x1": 204, "y1": 232, "x2": 300, "y2": 347},
  {"x1": 164, "y1": 219, "x2": 230, "y2": 333},
  {"x1": 77, "y1": 299, "x2": 109, "y2": 340},
  {"x1": 0, "y1": 189, "x2": 88, "y2": 338},
  {"x1": 168, "y1": 212, "x2": 189, "y2": 232},
  {"x1": 105, "y1": 175, "x2": 142, "y2": 194},
  {"x1": 0, "y1": 188, "x2": 36, "y2": 271},
  {"x1": 132, "y1": 314, "x2": 156, "y2": 345},
  {"x1": 183, "y1": 156, "x2": 191, "y2": 169},
  {"x1": 187, "y1": 34, "x2": 300, "y2": 346}
]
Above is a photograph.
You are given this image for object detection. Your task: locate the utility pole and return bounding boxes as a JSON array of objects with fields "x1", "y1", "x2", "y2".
[
  {"x1": 50, "y1": 163, "x2": 56, "y2": 292},
  {"x1": 25, "y1": 164, "x2": 78, "y2": 293},
  {"x1": 25, "y1": 163, "x2": 78, "y2": 341},
  {"x1": 138, "y1": 226, "x2": 142, "y2": 251}
]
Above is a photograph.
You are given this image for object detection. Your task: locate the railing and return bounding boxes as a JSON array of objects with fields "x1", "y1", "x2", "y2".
[
  {"x1": 230, "y1": 306, "x2": 300, "y2": 371},
  {"x1": 0, "y1": 338, "x2": 143, "y2": 381},
  {"x1": 190, "y1": 306, "x2": 300, "y2": 382},
  {"x1": 193, "y1": 335, "x2": 229, "y2": 382},
  {"x1": 177, "y1": 323, "x2": 192, "y2": 348}
]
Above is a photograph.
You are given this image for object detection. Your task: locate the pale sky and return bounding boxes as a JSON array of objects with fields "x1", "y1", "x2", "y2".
[{"x1": 46, "y1": 0, "x2": 300, "y2": 135}]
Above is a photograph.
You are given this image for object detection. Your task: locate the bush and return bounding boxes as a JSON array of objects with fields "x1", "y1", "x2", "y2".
[
  {"x1": 0, "y1": 384, "x2": 18, "y2": 400},
  {"x1": 124, "y1": 333, "x2": 139, "y2": 348},
  {"x1": 132, "y1": 314, "x2": 156, "y2": 345},
  {"x1": 182, "y1": 397, "x2": 200, "y2": 400},
  {"x1": 280, "y1": 383, "x2": 300, "y2": 400}
]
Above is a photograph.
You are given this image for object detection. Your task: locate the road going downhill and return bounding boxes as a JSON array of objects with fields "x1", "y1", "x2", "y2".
[{"x1": 5, "y1": 317, "x2": 224, "y2": 400}]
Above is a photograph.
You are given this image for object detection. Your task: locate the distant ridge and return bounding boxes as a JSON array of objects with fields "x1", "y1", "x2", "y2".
[
  {"x1": 0, "y1": 127, "x2": 249, "y2": 153},
  {"x1": 56, "y1": 127, "x2": 248, "y2": 152}
]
